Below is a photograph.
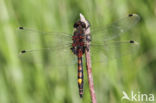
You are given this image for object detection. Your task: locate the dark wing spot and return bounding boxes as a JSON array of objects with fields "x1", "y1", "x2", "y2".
[
  {"x1": 129, "y1": 40, "x2": 134, "y2": 43},
  {"x1": 21, "y1": 50, "x2": 26, "y2": 53},
  {"x1": 19, "y1": 27, "x2": 24, "y2": 30},
  {"x1": 128, "y1": 14, "x2": 133, "y2": 17}
]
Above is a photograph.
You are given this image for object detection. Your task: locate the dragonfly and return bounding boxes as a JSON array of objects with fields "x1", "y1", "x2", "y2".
[{"x1": 18, "y1": 13, "x2": 140, "y2": 98}]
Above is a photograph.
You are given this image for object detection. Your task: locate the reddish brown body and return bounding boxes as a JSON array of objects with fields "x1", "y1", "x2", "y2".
[{"x1": 71, "y1": 21, "x2": 89, "y2": 98}]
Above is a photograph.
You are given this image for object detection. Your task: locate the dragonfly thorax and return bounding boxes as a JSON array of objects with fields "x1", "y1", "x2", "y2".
[{"x1": 71, "y1": 21, "x2": 88, "y2": 56}]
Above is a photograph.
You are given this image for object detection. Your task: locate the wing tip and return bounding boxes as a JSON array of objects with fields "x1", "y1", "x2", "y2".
[{"x1": 128, "y1": 13, "x2": 140, "y2": 19}]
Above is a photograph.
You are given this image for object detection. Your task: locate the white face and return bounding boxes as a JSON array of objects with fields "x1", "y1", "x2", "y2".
[
  {"x1": 80, "y1": 13, "x2": 91, "y2": 36},
  {"x1": 80, "y1": 13, "x2": 89, "y2": 29}
]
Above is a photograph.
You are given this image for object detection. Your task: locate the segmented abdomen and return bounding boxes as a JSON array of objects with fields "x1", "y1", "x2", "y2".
[{"x1": 77, "y1": 50, "x2": 84, "y2": 98}]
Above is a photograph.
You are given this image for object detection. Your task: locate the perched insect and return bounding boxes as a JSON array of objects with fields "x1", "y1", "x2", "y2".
[
  {"x1": 18, "y1": 13, "x2": 140, "y2": 98},
  {"x1": 70, "y1": 14, "x2": 92, "y2": 97}
]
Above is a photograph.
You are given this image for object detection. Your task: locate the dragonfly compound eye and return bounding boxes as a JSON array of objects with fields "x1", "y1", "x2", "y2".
[
  {"x1": 81, "y1": 22, "x2": 86, "y2": 28},
  {"x1": 74, "y1": 22, "x2": 79, "y2": 28}
]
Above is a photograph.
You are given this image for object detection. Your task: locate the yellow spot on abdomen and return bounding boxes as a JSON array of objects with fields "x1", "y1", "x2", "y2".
[{"x1": 78, "y1": 79, "x2": 82, "y2": 84}]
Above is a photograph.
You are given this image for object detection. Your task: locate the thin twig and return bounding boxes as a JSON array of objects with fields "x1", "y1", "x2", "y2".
[
  {"x1": 80, "y1": 13, "x2": 97, "y2": 103},
  {"x1": 85, "y1": 49, "x2": 97, "y2": 103}
]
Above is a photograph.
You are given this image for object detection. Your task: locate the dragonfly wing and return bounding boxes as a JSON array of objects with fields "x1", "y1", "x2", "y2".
[
  {"x1": 90, "y1": 40, "x2": 140, "y2": 63},
  {"x1": 17, "y1": 27, "x2": 73, "y2": 52},
  {"x1": 91, "y1": 14, "x2": 140, "y2": 42},
  {"x1": 18, "y1": 27, "x2": 77, "y2": 66},
  {"x1": 17, "y1": 27, "x2": 73, "y2": 46}
]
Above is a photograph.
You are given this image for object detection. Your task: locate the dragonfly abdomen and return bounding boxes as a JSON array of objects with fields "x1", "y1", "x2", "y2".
[{"x1": 77, "y1": 50, "x2": 84, "y2": 98}]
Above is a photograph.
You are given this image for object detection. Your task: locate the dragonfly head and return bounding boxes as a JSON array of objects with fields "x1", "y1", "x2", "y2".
[
  {"x1": 74, "y1": 21, "x2": 86, "y2": 29},
  {"x1": 80, "y1": 13, "x2": 90, "y2": 29}
]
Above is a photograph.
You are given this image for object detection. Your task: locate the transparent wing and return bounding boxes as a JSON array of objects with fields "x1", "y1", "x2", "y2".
[
  {"x1": 17, "y1": 26, "x2": 74, "y2": 53},
  {"x1": 17, "y1": 27, "x2": 73, "y2": 45},
  {"x1": 18, "y1": 27, "x2": 72, "y2": 37},
  {"x1": 90, "y1": 40, "x2": 140, "y2": 63},
  {"x1": 17, "y1": 27, "x2": 78, "y2": 66},
  {"x1": 18, "y1": 44, "x2": 78, "y2": 67},
  {"x1": 91, "y1": 14, "x2": 140, "y2": 42},
  {"x1": 89, "y1": 14, "x2": 140, "y2": 63}
]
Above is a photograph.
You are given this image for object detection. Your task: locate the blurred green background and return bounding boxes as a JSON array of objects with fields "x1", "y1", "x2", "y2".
[{"x1": 0, "y1": 0, "x2": 156, "y2": 103}]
